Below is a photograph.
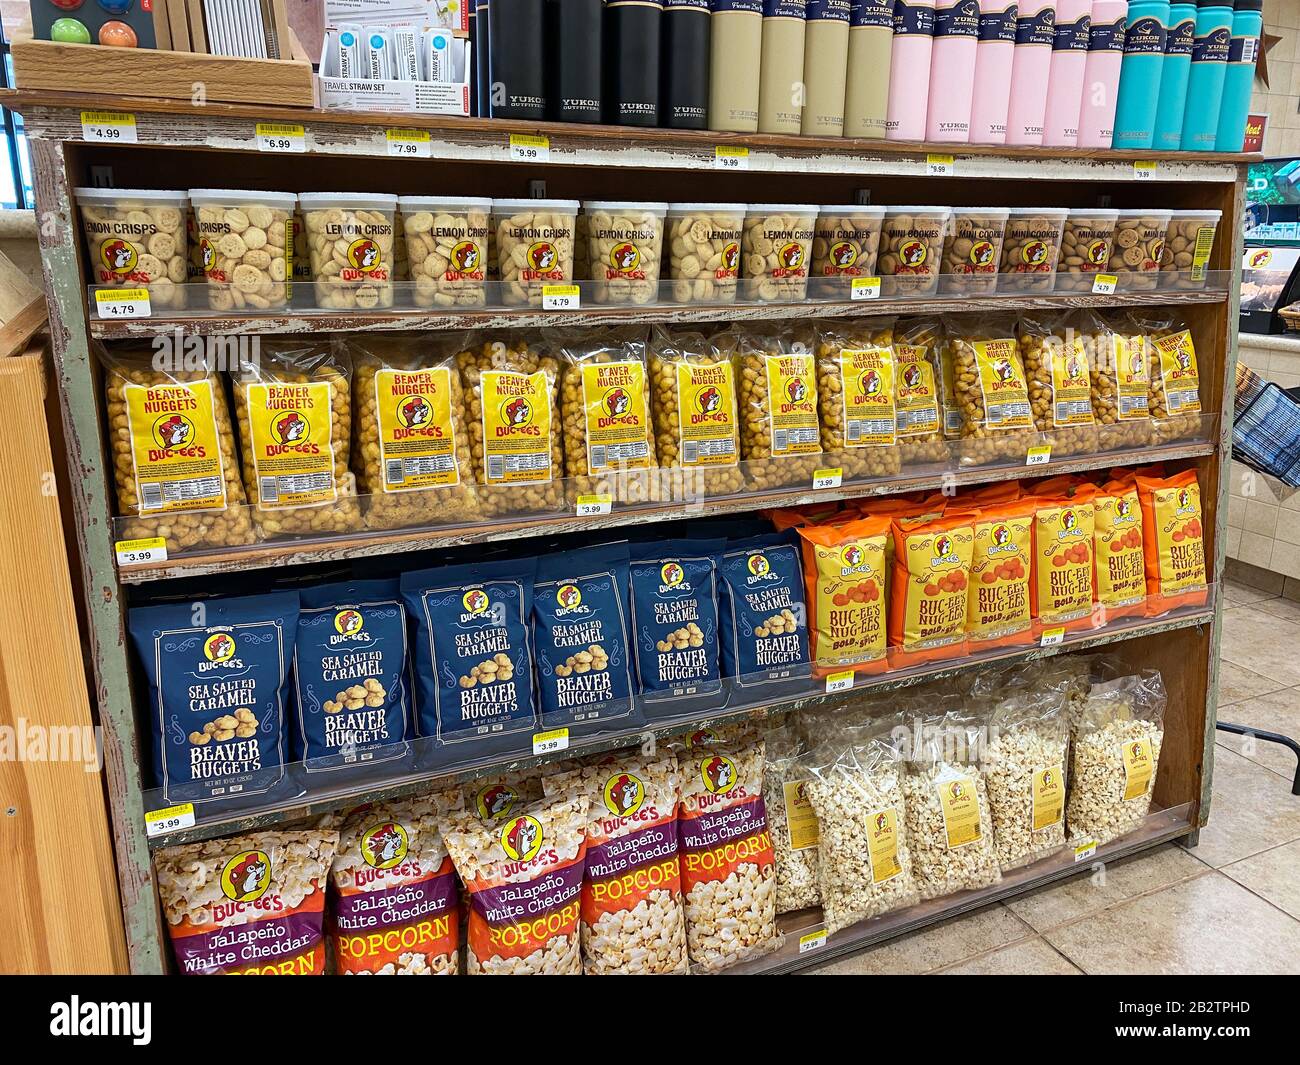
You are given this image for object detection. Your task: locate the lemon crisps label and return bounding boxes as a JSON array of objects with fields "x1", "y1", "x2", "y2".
[
  {"x1": 1032, "y1": 765, "x2": 1066, "y2": 831},
  {"x1": 1153, "y1": 329, "x2": 1201, "y2": 415},
  {"x1": 1122, "y1": 736, "x2": 1155, "y2": 800},
  {"x1": 1049, "y1": 338, "x2": 1096, "y2": 428},
  {"x1": 865, "y1": 807, "x2": 903, "y2": 883},
  {"x1": 937, "y1": 774, "x2": 983, "y2": 848},
  {"x1": 481, "y1": 370, "x2": 554, "y2": 486},
  {"x1": 676, "y1": 361, "x2": 739, "y2": 467},
  {"x1": 247, "y1": 381, "x2": 338, "y2": 508},
  {"x1": 973, "y1": 338, "x2": 1033, "y2": 429},
  {"x1": 375, "y1": 368, "x2": 460, "y2": 491},
  {"x1": 580, "y1": 361, "x2": 652, "y2": 473},
  {"x1": 840, "y1": 346, "x2": 897, "y2": 447},
  {"x1": 765, "y1": 353, "x2": 820, "y2": 455},
  {"x1": 1113, "y1": 335, "x2": 1152, "y2": 420},
  {"x1": 124, "y1": 379, "x2": 228, "y2": 513},
  {"x1": 894, "y1": 343, "x2": 941, "y2": 438}
]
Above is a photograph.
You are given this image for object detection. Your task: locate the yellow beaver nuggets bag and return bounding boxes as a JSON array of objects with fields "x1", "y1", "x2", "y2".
[
  {"x1": 798, "y1": 516, "x2": 891, "y2": 678},
  {"x1": 1136, "y1": 468, "x2": 1207, "y2": 615}
]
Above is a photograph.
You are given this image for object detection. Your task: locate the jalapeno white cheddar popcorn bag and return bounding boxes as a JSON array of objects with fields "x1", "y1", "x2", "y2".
[
  {"x1": 130, "y1": 592, "x2": 299, "y2": 808},
  {"x1": 292, "y1": 578, "x2": 413, "y2": 772},
  {"x1": 532, "y1": 543, "x2": 641, "y2": 737},
  {"x1": 402, "y1": 558, "x2": 539, "y2": 766},
  {"x1": 629, "y1": 538, "x2": 725, "y2": 714},
  {"x1": 717, "y1": 531, "x2": 811, "y2": 692}
]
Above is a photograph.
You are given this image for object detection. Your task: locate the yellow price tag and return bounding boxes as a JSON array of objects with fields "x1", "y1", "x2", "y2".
[
  {"x1": 851, "y1": 276, "x2": 882, "y2": 300},
  {"x1": 1040, "y1": 626, "x2": 1066, "y2": 647},
  {"x1": 1133, "y1": 160, "x2": 1157, "y2": 180},
  {"x1": 542, "y1": 284, "x2": 580, "y2": 310},
  {"x1": 510, "y1": 133, "x2": 551, "y2": 162},
  {"x1": 715, "y1": 145, "x2": 750, "y2": 169},
  {"x1": 576, "y1": 494, "x2": 613, "y2": 517},
  {"x1": 386, "y1": 128, "x2": 431, "y2": 157},
  {"x1": 825, "y1": 669, "x2": 854, "y2": 694},
  {"x1": 95, "y1": 288, "x2": 152, "y2": 319},
  {"x1": 813, "y1": 467, "x2": 843, "y2": 490},
  {"x1": 532, "y1": 728, "x2": 570, "y2": 755},
  {"x1": 799, "y1": 929, "x2": 828, "y2": 953},
  {"x1": 145, "y1": 802, "x2": 195, "y2": 837},
  {"x1": 81, "y1": 111, "x2": 137, "y2": 142},
  {"x1": 115, "y1": 536, "x2": 168, "y2": 565},
  {"x1": 1026, "y1": 444, "x2": 1052, "y2": 466},
  {"x1": 1092, "y1": 273, "x2": 1119, "y2": 295},
  {"x1": 926, "y1": 153, "x2": 955, "y2": 176},
  {"x1": 1073, "y1": 838, "x2": 1098, "y2": 862},
  {"x1": 256, "y1": 122, "x2": 306, "y2": 152}
]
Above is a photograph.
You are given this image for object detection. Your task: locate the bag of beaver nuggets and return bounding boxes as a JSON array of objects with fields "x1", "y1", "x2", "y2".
[
  {"x1": 1092, "y1": 475, "x2": 1148, "y2": 622},
  {"x1": 888, "y1": 512, "x2": 976, "y2": 668},
  {"x1": 798, "y1": 516, "x2": 891, "y2": 677},
  {"x1": 813, "y1": 317, "x2": 902, "y2": 482},
  {"x1": 964, "y1": 499, "x2": 1036, "y2": 651},
  {"x1": 1136, "y1": 468, "x2": 1207, "y2": 615},
  {"x1": 1028, "y1": 482, "x2": 1098, "y2": 634}
]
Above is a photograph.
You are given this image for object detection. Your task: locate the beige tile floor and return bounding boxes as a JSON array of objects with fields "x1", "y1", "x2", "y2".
[{"x1": 810, "y1": 581, "x2": 1300, "y2": 975}]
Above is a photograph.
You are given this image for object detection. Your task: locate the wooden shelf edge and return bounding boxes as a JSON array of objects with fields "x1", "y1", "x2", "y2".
[
  {"x1": 117, "y1": 438, "x2": 1219, "y2": 584},
  {"x1": 143, "y1": 608, "x2": 1213, "y2": 850}
]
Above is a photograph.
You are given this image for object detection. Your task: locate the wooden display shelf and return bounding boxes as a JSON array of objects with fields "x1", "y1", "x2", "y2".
[
  {"x1": 114, "y1": 435, "x2": 1218, "y2": 584},
  {"x1": 142, "y1": 606, "x2": 1214, "y2": 850},
  {"x1": 88, "y1": 285, "x2": 1230, "y2": 340},
  {"x1": 8, "y1": 30, "x2": 315, "y2": 109}
]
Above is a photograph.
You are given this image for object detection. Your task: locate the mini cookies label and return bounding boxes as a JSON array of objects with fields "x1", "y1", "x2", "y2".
[
  {"x1": 1048, "y1": 339, "x2": 1096, "y2": 428},
  {"x1": 247, "y1": 381, "x2": 338, "y2": 508},
  {"x1": 972, "y1": 338, "x2": 1034, "y2": 429},
  {"x1": 580, "y1": 361, "x2": 652, "y2": 473},
  {"x1": 894, "y1": 343, "x2": 941, "y2": 438},
  {"x1": 480, "y1": 370, "x2": 554, "y2": 486},
  {"x1": 764, "y1": 353, "x2": 821, "y2": 456},
  {"x1": 676, "y1": 362, "x2": 740, "y2": 467},
  {"x1": 1153, "y1": 329, "x2": 1202, "y2": 416},
  {"x1": 839, "y1": 347, "x2": 897, "y2": 448},
  {"x1": 124, "y1": 380, "x2": 228, "y2": 513},
  {"x1": 374, "y1": 368, "x2": 461, "y2": 491}
]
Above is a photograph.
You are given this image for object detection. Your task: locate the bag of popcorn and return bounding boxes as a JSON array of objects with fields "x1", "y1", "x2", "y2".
[{"x1": 762, "y1": 723, "x2": 821, "y2": 915}]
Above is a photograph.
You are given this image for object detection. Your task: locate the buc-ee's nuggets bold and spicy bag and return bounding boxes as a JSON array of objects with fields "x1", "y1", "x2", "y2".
[
  {"x1": 1029, "y1": 485, "x2": 1097, "y2": 633},
  {"x1": 888, "y1": 512, "x2": 975, "y2": 667},
  {"x1": 1092, "y1": 476, "x2": 1148, "y2": 622},
  {"x1": 1136, "y1": 468, "x2": 1207, "y2": 615},
  {"x1": 964, "y1": 499, "x2": 1036, "y2": 651},
  {"x1": 798, "y1": 516, "x2": 891, "y2": 677}
]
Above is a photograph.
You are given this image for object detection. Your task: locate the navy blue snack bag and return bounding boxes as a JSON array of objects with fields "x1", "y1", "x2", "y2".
[
  {"x1": 532, "y1": 543, "x2": 641, "y2": 736},
  {"x1": 402, "y1": 557, "x2": 538, "y2": 766},
  {"x1": 129, "y1": 591, "x2": 298, "y2": 808},
  {"x1": 628, "y1": 538, "x2": 724, "y2": 712},
  {"x1": 292, "y1": 578, "x2": 413, "y2": 771},
  {"x1": 718, "y1": 532, "x2": 811, "y2": 692}
]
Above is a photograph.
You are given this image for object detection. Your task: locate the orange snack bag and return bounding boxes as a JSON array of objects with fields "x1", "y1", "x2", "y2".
[
  {"x1": 888, "y1": 512, "x2": 975, "y2": 667},
  {"x1": 1092, "y1": 477, "x2": 1147, "y2": 622},
  {"x1": 965, "y1": 499, "x2": 1036, "y2": 650},
  {"x1": 952, "y1": 480, "x2": 1021, "y2": 509},
  {"x1": 1030, "y1": 487, "x2": 1097, "y2": 633},
  {"x1": 798, "y1": 516, "x2": 891, "y2": 677},
  {"x1": 767, "y1": 502, "x2": 843, "y2": 530},
  {"x1": 862, "y1": 492, "x2": 947, "y2": 601},
  {"x1": 1136, "y1": 468, "x2": 1207, "y2": 615}
]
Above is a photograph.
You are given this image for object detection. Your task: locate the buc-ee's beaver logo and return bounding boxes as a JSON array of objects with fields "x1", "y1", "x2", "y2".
[
  {"x1": 361, "y1": 821, "x2": 409, "y2": 869},
  {"x1": 778, "y1": 242, "x2": 804, "y2": 270},
  {"x1": 557, "y1": 583, "x2": 582, "y2": 609},
  {"x1": 500, "y1": 814, "x2": 544, "y2": 862},
  {"x1": 603, "y1": 387, "x2": 632, "y2": 418},
  {"x1": 203, "y1": 633, "x2": 237, "y2": 663},
  {"x1": 199, "y1": 238, "x2": 217, "y2": 274},
  {"x1": 396, "y1": 394, "x2": 433, "y2": 429},
  {"x1": 475, "y1": 783, "x2": 518, "y2": 820},
  {"x1": 935, "y1": 534, "x2": 953, "y2": 558},
  {"x1": 153, "y1": 413, "x2": 194, "y2": 451},
  {"x1": 270, "y1": 410, "x2": 311, "y2": 446},
  {"x1": 101, "y1": 238, "x2": 138, "y2": 274},
  {"x1": 1087, "y1": 239, "x2": 1109, "y2": 266},
  {"x1": 874, "y1": 811, "x2": 892, "y2": 834},
  {"x1": 603, "y1": 773, "x2": 645, "y2": 817},
  {"x1": 499, "y1": 396, "x2": 532, "y2": 429},
  {"x1": 785, "y1": 376, "x2": 808, "y2": 404},
  {"x1": 334, "y1": 609, "x2": 364, "y2": 637},
  {"x1": 899, "y1": 239, "x2": 927, "y2": 267},
  {"x1": 901, "y1": 363, "x2": 924, "y2": 389},
  {"x1": 830, "y1": 241, "x2": 858, "y2": 269},
  {"x1": 969, "y1": 240, "x2": 995, "y2": 268},
  {"x1": 1021, "y1": 240, "x2": 1049, "y2": 266},
  {"x1": 346, "y1": 237, "x2": 382, "y2": 274},
  {"x1": 660, "y1": 562, "x2": 684, "y2": 587},
  {"x1": 221, "y1": 850, "x2": 271, "y2": 902},
  {"x1": 841, "y1": 544, "x2": 864, "y2": 569},
  {"x1": 450, "y1": 240, "x2": 480, "y2": 275},
  {"x1": 949, "y1": 781, "x2": 966, "y2": 801},
  {"x1": 701, "y1": 754, "x2": 737, "y2": 795},
  {"x1": 610, "y1": 241, "x2": 640, "y2": 273},
  {"x1": 747, "y1": 553, "x2": 771, "y2": 578},
  {"x1": 991, "y1": 524, "x2": 1012, "y2": 547},
  {"x1": 992, "y1": 358, "x2": 1017, "y2": 383},
  {"x1": 462, "y1": 588, "x2": 490, "y2": 615},
  {"x1": 721, "y1": 241, "x2": 740, "y2": 275},
  {"x1": 695, "y1": 385, "x2": 724, "y2": 415},
  {"x1": 527, "y1": 241, "x2": 558, "y2": 272},
  {"x1": 859, "y1": 368, "x2": 882, "y2": 396}
]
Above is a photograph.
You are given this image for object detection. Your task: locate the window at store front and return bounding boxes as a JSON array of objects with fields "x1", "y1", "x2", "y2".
[{"x1": 0, "y1": 15, "x2": 34, "y2": 210}]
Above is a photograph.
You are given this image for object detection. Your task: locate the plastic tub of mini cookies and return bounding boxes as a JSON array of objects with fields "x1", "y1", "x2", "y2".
[
  {"x1": 1159, "y1": 209, "x2": 1222, "y2": 291},
  {"x1": 812, "y1": 205, "x2": 886, "y2": 283},
  {"x1": 1104, "y1": 209, "x2": 1172, "y2": 292},
  {"x1": 665, "y1": 203, "x2": 745, "y2": 304},
  {"x1": 878, "y1": 206, "x2": 951, "y2": 296},
  {"x1": 188, "y1": 190, "x2": 297, "y2": 310},
  {"x1": 492, "y1": 198, "x2": 581, "y2": 307},
  {"x1": 75, "y1": 187, "x2": 190, "y2": 310},
  {"x1": 1054, "y1": 209, "x2": 1119, "y2": 293},
  {"x1": 998, "y1": 207, "x2": 1068, "y2": 293},
  {"x1": 939, "y1": 207, "x2": 1009, "y2": 295},
  {"x1": 297, "y1": 192, "x2": 399, "y2": 310},
  {"x1": 397, "y1": 195, "x2": 492, "y2": 308},
  {"x1": 741, "y1": 204, "x2": 819, "y2": 301},
  {"x1": 583, "y1": 200, "x2": 669, "y2": 305}
]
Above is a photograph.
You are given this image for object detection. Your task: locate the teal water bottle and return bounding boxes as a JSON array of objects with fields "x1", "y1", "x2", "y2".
[
  {"x1": 1179, "y1": 0, "x2": 1233, "y2": 150},
  {"x1": 1214, "y1": 0, "x2": 1263, "y2": 151},
  {"x1": 1113, "y1": 0, "x2": 1171, "y2": 148},
  {"x1": 1152, "y1": 2, "x2": 1196, "y2": 149}
]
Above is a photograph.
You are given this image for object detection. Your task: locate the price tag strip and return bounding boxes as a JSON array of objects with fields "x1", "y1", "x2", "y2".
[
  {"x1": 533, "y1": 728, "x2": 570, "y2": 755},
  {"x1": 510, "y1": 134, "x2": 551, "y2": 163},
  {"x1": 81, "y1": 111, "x2": 138, "y2": 143},
  {"x1": 1091, "y1": 273, "x2": 1119, "y2": 295},
  {"x1": 145, "y1": 803, "x2": 195, "y2": 838},
  {"x1": 926, "y1": 153, "x2": 956, "y2": 177},
  {"x1": 850, "y1": 277, "x2": 882, "y2": 301},
  {"x1": 1025, "y1": 445, "x2": 1052, "y2": 467},
  {"x1": 1073, "y1": 839, "x2": 1098, "y2": 862},
  {"x1": 256, "y1": 122, "x2": 306, "y2": 153},
  {"x1": 1133, "y1": 160, "x2": 1157, "y2": 181},
  {"x1": 798, "y1": 929, "x2": 828, "y2": 953},
  {"x1": 576, "y1": 494, "x2": 613, "y2": 517},
  {"x1": 115, "y1": 537, "x2": 168, "y2": 566},
  {"x1": 1040, "y1": 626, "x2": 1066, "y2": 647},
  {"x1": 386, "y1": 129, "x2": 432, "y2": 158},
  {"x1": 542, "y1": 284, "x2": 580, "y2": 310},
  {"x1": 812, "y1": 467, "x2": 843, "y2": 490},
  {"x1": 95, "y1": 288, "x2": 152, "y2": 320},
  {"x1": 825, "y1": 669, "x2": 854, "y2": 694},
  {"x1": 715, "y1": 145, "x2": 750, "y2": 170}
]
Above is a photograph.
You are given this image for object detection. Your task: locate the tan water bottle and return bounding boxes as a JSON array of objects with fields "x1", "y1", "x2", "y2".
[
  {"x1": 710, "y1": 0, "x2": 764, "y2": 131},
  {"x1": 801, "y1": 0, "x2": 851, "y2": 135},
  {"x1": 758, "y1": 1, "x2": 807, "y2": 134},
  {"x1": 844, "y1": 0, "x2": 896, "y2": 137}
]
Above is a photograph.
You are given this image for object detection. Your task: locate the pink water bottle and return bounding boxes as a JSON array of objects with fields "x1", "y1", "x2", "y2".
[
  {"x1": 1043, "y1": 0, "x2": 1093, "y2": 144},
  {"x1": 886, "y1": 0, "x2": 937, "y2": 140},
  {"x1": 927, "y1": 0, "x2": 981, "y2": 140},
  {"x1": 1005, "y1": 0, "x2": 1057, "y2": 144},
  {"x1": 1077, "y1": 0, "x2": 1126, "y2": 146},
  {"x1": 969, "y1": 0, "x2": 1018, "y2": 143}
]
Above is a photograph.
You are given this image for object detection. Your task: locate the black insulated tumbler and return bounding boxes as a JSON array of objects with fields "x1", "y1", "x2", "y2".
[{"x1": 661, "y1": 0, "x2": 711, "y2": 128}]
